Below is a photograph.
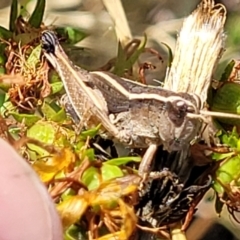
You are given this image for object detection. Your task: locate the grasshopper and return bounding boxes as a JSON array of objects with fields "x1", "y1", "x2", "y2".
[
  {"x1": 41, "y1": 31, "x2": 204, "y2": 174},
  {"x1": 41, "y1": 29, "x2": 240, "y2": 175},
  {"x1": 41, "y1": 31, "x2": 203, "y2": 153}
]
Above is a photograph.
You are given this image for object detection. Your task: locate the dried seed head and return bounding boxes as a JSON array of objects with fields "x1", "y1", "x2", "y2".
[{"x1": 164, "y1": 0, "x2": 226, "y2": 105}]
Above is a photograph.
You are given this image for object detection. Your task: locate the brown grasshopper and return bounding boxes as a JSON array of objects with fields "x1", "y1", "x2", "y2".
[
  {"x1": 41, "y1": 31, "x2": 202, "y2": 152},
  {"x1": 41, "y1": 29, "x2": 240, "y2": 175}
]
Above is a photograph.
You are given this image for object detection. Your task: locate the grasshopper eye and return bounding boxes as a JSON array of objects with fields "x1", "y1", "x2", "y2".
[{"x1": 175, "y1": 100, "x2": 196, "y2": 114}]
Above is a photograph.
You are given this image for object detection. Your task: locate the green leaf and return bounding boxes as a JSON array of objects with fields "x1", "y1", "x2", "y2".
[
  {"x1": 220, "y1": 60, "x2": 235, "y2": 82},
  {"x1": 220, "y1": 127, "x2": 239, "y2": 148},
  {"x1": 50, "y1": 82, "x2": 64, "y2": 94},
  {"x1": 64, "y1": 225, "x2": 87, "y2": 240},
  {"x1": 82, "y1": 167, "x2": 100, "y2": 190},
  {"x1": 79, "y1": 148, "x2": 95, "y2": 162},
  {"x1": 113, "y1": 35, "x2": 147, "y2": 76},
  {"x1": 41, "y1": 101, "x2": 57, "y2": 120},
  {"x1": 49, "y1": 70, "x2": 61, "y2": 83},
  {"x1": 80, "y1": 124, "x2": 101, "y2": 139},
  {"x1": 84, "y1": 148, "x2": 95, "y2": 161},
  {"x1": 0, "y1": 43, "x2": 7, "y2": 65},
  {"x1": 214, "y1": 194, "x2": 224, "y2": 215},
  {"x1": 55, "y1": 27, "x2": 87, "y2": 44},
  {"x1": 26, "y1": 121, "x2": 67, "y2": 160},
  {"x1": 124, "y1": 34, "x2": 147, "y2": 70},
  {"x1": 9, "y1": 112, "x2": 41, "y2": 127},
  {"x1": 212, "y1": 152, "x2": 234, "y2": 161},
  {"x1": 0, "y1": 82, "x2": 11, "y2": 93},
  {"x1": 28, "y1": 0, "x2": 45, "y2": 28},
  {"x1": 213, "y1": 154, "x2": 240, "y2": 195},
  {"x1": 47, "y1": 100, "x2": 60, "y2": 112},
  {"x1": 1, "y1": 99, "x2": 14, "y2": 114},
  {"x1": 212, "y1": 83, "x2": 240, "y2": 125},
  {"x1": 106, "y1": 156, "x2": 141, "y2": 166},
  {"x1": 0, "y1": 92, "x2": 6, "y2": 108},
  {"x1": 101, "y1": 164, "x2": 123, "y2": 181},
  {"x1": 74, "y1": 141, "x2": 86, "y2": 153},
  {"x1": 113, "y1": 41, "x2": 127, "y2": 76},
  {"x1": 26, "y1": 121, "x2": 57, "y2": 159},
  {"x1": 41, "y1": 101, "x2": 67, "y2": 122},
  {"x1": 61, "y1": 188, "x2": 76, "y2": 201},
  {"x1": 0, "y1": 27, "x2": 12, "y2": 40},
  {"x1": 0, "y1": 67, "x2": 5, "y2": 75},
  {"x1": 50, "y1": 108, "x2": 67, "y2": 122},
  {"x1": 26, "y1": 44, "x2": 41, "y2": 68},
  {"x1": 9, "y1": 0, "x2": 18, "y2": 32},
  {"x1": 213, "y1": 179, "x2": 224, "y2": 195},
  {"x1": 27, "y1": 144, "x2": 49, "y2": 160},
  {"x1": 27, "y1": 121, "x2": 56, "y2": 144}
]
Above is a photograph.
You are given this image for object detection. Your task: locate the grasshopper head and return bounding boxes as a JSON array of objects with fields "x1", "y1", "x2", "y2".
[{"x1": 159, "y1": 99, "x2": 201, "y2": 152}]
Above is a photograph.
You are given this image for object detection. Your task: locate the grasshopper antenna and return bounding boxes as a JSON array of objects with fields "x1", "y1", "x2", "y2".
[{"x1": 200, "y1": 110, "x2": 240, "y2": 120}]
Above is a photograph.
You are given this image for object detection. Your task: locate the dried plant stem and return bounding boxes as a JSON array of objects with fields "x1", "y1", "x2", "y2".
[
  {"x1": 170, "y1": 222, "x2": 187, "y2": 240},
  {"x1": 164, "y1": 0, "x2": 226, "y2": 104},
  {"x1": 102, "y1": 0, "x2": 132, "y2": 46}
]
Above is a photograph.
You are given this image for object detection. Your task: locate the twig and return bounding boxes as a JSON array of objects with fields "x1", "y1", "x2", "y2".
[{"x1": 102, "y1": 0, "x2": 132, "y2": 46}]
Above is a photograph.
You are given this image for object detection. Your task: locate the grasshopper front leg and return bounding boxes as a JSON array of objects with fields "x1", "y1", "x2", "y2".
[{"x1": 138, "y1": 144, "x2": 158, "y2": 176}]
